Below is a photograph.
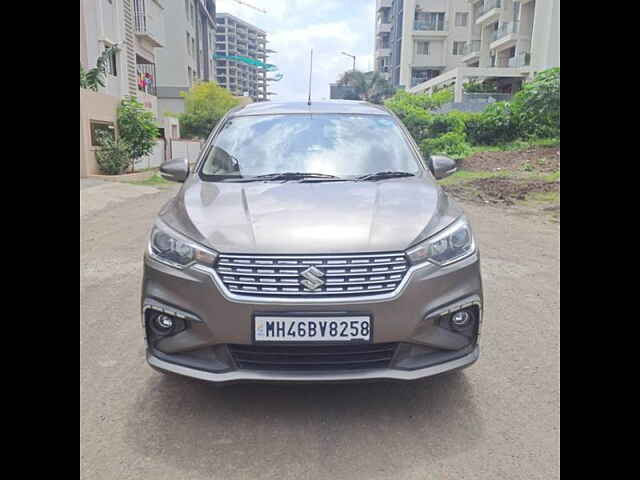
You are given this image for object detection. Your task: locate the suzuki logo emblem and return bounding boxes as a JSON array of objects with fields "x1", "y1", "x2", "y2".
[{"x1": 300, "y1": 266, "x2": 325, "y2": 291}]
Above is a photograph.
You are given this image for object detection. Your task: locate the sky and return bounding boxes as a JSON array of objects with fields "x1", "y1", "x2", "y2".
[{"x1": 216, "y1": 0, "x2": 376, "y2": 101}]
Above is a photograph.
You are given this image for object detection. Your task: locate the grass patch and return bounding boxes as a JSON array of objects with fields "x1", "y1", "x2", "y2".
[
  {"x1": 469, "y1": 137, "x2": 560, "y2": 155},
  {"x1": 439, "y1": 169, "x2": 512, "y2": 186},
  {"x1": 129, "y1": 173, "x2": 172, "y2": 187}
]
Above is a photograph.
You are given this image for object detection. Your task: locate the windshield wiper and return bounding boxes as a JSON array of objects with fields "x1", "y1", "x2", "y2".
[
  {"x1": 356, "y1": 171, "x2": 416, "y2": 181},
  {"x1": 252, "y1": 172, "x2": 342, "y2": 182}
]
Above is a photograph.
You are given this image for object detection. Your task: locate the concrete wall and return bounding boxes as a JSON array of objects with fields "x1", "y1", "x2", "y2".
[
  {"x1": 155, "y1": 0, "x2": 198, "y2": 89},
  {"x1": 80, "y1": 88, "x2": 121, "y2": 177},
  {"x1": 530, "y1": 0, "x2": 560, "y2": 72},
  {"x1": 393, "y1": 0, "x2": 474, "y2": 88}
]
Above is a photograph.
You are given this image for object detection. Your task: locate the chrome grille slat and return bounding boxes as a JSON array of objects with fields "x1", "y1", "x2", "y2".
[
  {"x1": 215, "y1": 252, "x2": 409, "y2": 298},
  {"x1": 217, "y1": 260, "x2": 406, "y2": 269},
  {"x1": 217, "y1": 266, "x2": 408, "y2": 278}
]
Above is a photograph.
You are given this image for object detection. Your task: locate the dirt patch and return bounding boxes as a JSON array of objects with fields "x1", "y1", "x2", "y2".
[
  {"x1": 444, "y1": 177, "x2": 560, "y2": 206},
  {"x1": 461, "y1": 147, "x2": 560, "y2": 173}
]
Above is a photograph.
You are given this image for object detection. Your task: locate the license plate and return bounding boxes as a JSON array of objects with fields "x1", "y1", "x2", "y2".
[{"x1": 254, "y1": 316, "x2": 371, "y2": 343}]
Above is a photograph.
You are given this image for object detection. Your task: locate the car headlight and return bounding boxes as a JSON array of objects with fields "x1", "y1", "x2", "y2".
[
  {"x1": 406, "y1": 217, "x2": 476, "y2": 266},
  {"x1": 148, "y1": 221, "x2": 218, "y2": 268}
]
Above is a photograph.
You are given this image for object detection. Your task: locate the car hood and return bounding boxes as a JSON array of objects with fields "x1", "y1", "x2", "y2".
[{"x1": 159, "y1": 176, "x2": 460, "y2": 254}]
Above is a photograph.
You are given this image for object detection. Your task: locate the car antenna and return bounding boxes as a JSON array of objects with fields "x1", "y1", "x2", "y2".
[{"x1": 307, "y1": 49, "x2": 313, "y2": 106}]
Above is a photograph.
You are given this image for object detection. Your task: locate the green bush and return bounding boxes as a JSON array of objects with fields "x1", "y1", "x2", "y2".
[
  {"x1": 466, "y1": 102, "x2": 521, "y2": 145},
  {"x1": 117, "y1": 97, "x2": 158, "y2": 166},
  {"x1": 420, "y1": 132, "x2": 471, "y2": 160},
  {"x1": 95, "y1": 132, "x2": 132, "y2": 175},
  {"x1": 427, "y1": 111, "x2": 467, "y2": 137},
  {"x1": 178, "y1": 82, "x2": 240, "y2": 139},
  {"x1": 511, "y1": 67, "x2": 560, "y2": 138},
  {"x1": 386, "y1": 67, "x2": 559, "y2": 151}
]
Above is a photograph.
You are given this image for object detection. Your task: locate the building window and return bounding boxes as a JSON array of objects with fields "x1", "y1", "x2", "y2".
[
  {"x1": 90, "y1": 121, "x2": 115, "y2": 147},
  {"x1": 414, "y1": 11, "x2": 445, "y2": 31},
  {"x1": 187, "y1": 32, "x2": 191, "y2": 56},
  {"x1": 185, "y1": 0, "x2": 189, "y2": 18},
  {"x1": 453, "y1": 41, "x2": 466, "y2": 55},
  {"x1": 455, "y1": 12, "x2": 468, "y2": 27},
  {"x1": 188, "y1": 66, "x2": 192, "y2": 86},
  {"x1": 192, "y1": 38, "x2": 196, "y2": 58},
  {"x1": 416, "y1": 41, "x2": 430, "y2": 55},
  {"x1": 104, "y1": 45, "x2": 117, "y2": 76}
]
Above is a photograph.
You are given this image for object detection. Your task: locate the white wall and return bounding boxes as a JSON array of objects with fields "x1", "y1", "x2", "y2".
[
  {"x1": 82, "y1": 0, "x2": 128, "y2": 99},
  {"x1": 399, "y1": 0, "x2": 474, "y2": 87},
  {"x1": 155, "y1": 0, "x2": 195, "y2": 88}
]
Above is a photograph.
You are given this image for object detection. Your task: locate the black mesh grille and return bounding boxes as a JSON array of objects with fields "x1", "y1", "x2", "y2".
[{"x1": 228, "y1": 343, "x2": 398, "y2": 371}]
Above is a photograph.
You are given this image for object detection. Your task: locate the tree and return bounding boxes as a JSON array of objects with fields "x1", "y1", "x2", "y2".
[
  {"x1": 336, "y1": 70, "x2": 395, "y2": 104},
  {"x1": 177, "y1": 82, "x2": 240, "y2": 139},
  {"x1": 511, "y1": 67, "x2": 560, "y2": 138},
  {"x1": 80, "y1": 45, "x2": 120, "y2": 91},
  {"x1": 117, "y1": 97, "x2": 159, "y2": 171}
]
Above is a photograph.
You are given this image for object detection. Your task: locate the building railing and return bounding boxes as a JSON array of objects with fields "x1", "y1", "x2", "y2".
[
  {"x1": 414, "y1": 19, "x2": 448, "y2": 32},
  {"x1": 136, "y1": 61, "x2": 157, "y2": 96},
  {"x1": 462, "y1": 40, "x2": 481, "y2": 56},
  {"x1": 478, "y1": 0, "x2": 502, "y2": 16},
  {"x1": 462, "y1": 92, "x2": 512, "y2": 103},
  {"x1": 492, "y1": 21, "x2": 519, "y2": 42}
]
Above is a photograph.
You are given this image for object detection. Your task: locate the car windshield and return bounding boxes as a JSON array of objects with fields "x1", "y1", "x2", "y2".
[{"x1": 199, "y1": 114, "x2": 422, "y2": 180}]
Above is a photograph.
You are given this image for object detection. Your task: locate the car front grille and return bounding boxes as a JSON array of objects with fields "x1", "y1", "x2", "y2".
[
  {"x1": 214, "y1": 252, "x2": 410, "y2": 298},
  {"x1": 228, "y1": 343, "x2": 398, "y2": 371}
]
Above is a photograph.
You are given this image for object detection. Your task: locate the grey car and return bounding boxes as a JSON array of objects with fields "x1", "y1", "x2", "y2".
[{"x1": 142, "y1": 100, "x2": 482, "y2": 383}]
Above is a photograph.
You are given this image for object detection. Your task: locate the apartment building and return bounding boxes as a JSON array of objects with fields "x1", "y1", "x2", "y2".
[
  {"x1": 375, "y1": 0, "x2": 473, "y2": 89},
  {"x1": 81, "y1": 0, "x2": 173, "y2": 177},
  {"x1": 81, "y1": 0, "x2": 166, "y2": 118},
  {"x1": 407, "y1": 0, "x2": 560, "y2": 100},
  {"x1": 214, "y1": 13, "x2": 270, "y2": 102},
  {"x1": 155, "y1": 0, "x2": 217, "y2": 118}
]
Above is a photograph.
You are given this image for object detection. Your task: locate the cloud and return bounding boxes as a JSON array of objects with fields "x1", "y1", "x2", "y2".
[{"x1": 215, "y1": 0, "x2": 375, "y2": 101}]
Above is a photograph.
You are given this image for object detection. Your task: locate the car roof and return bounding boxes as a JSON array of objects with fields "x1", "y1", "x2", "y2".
[{"x1": 229, "y1": 100, "x2": 390, "y2": 117}]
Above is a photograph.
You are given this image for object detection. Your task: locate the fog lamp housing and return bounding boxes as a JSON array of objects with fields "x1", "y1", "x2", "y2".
[
  {"x1": 146, "y1": 310, "x2": 187, "y2": 339},
  {"x1": 441, "y1": 306, "x2": 478, "y2": 337}
]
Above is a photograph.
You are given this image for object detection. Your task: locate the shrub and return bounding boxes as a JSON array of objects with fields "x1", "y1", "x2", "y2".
[
  {"x1": 178, "y1": 82, "x2": 240, "y2": 139},
  {"x1": 427, "y1": 111, "x2": 467, "y2": 138},
  {"x1": 511, "y1": 67, "x2": 560, "y2": 138},
  {"x1": 463, "y1": 79, "x2": 498, "y2": 93},
  {"x1": 420, "y1": 132, "x2": 471, "y2": 160},
  {"x1": 466, "y1": 102, "x2": 521, "y2": 145},
  {"x1": 117, "y1": 97, "x2": 158, "y2": 167},
  {"x1": 95, "y1": 132, "x2": 132, "y2": 175}
]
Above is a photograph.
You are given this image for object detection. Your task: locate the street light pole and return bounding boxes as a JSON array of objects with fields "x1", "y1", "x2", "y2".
[{"x1": 341, "y1": 51, "x2": 356, "y2": 72}]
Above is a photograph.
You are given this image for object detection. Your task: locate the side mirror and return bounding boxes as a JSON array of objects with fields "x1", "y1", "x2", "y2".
[
  {"x1": 160, "y1": 157, "x2": 190, "y2": 183},
  {"x1": 430, "y1": 155, "x2": 457, "y2": 179}
]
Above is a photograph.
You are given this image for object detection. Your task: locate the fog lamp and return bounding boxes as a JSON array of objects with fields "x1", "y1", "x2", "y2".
[
  {"x1": 450, "y1": 310, "x2": 472, "y2": 331},
  {"x1": 153, "y1": 313, "x2": 175, "y2": 333}
]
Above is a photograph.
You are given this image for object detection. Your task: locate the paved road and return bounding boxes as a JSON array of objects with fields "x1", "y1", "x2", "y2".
[{"x1": 80, "y1": 183, "x2": 559, "y2": 480}]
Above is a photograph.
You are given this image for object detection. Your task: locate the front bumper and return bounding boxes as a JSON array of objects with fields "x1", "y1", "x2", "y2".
[
  {"x1": 141, "y1": 250, "x2": 483, "y2": 383},
  {"x1": 147, "y1": 345, "x2": 479, "y2": 383}
]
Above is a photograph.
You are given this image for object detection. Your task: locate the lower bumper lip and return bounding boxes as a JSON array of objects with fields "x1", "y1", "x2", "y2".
[{"x1": 147, "y1": 346, "x2": 480, "y2": 384}]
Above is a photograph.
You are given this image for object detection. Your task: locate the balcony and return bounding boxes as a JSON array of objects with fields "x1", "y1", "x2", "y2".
[
  {"x1": 376, "y1": 0, "x2": 392, "y2": 9},
  {"x1": 461, "y1": 40, "x2": 482, "y2": 63},
  {"x1": 377, "y1": 22, "x2": 391, "y2": 33},
  {"x1": 475, "y1": 0, "x2": 502, "y2": 26},
  {"x1": 133, "y1": 1, "x2": 164, "y2": 47},
  {"x1": 490, "y1": 21, "x2": 519, "y2": 50},
  {"x1": 413, "y1": 19, "x2": 448, "y2": 37},
  {"x1": 136, "y1": 57, "x2": 157, "y2": 97},
  {"x1": 375, "y1": 47, "x2": 391, "y2": 57}
]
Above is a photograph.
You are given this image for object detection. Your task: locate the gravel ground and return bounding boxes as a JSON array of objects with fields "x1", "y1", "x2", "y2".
[{"x1": 80, "y1": 183, "x2": 560, "y2": 480}]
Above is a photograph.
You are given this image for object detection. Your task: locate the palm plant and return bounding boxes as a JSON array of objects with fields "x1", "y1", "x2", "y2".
[
  {"x1": 337, "y1": 70, "x2": 395, "y2": 104},
  {"x1": 80, "y1": 45, "x2": 120, "y2": 91}
]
